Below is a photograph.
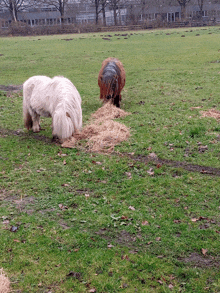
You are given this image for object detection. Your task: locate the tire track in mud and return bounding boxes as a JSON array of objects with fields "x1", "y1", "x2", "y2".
[
  {"x1": 0, "y1": 85, "x2": 22, "y2": 92},
  {"x1": 1, "y1": 127, "x2": 220, "y2": 176},
  {"x1": 121, "y1": 153, "x2": 220, "y2": 177}
]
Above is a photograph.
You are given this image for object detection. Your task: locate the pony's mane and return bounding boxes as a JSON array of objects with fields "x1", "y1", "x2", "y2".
[
  {"x1": 102, "y1": 61, "x2": 120, "y2": 84},
  {"x1": 51, "y1": 77, "x2": 82, "y2": 138}
]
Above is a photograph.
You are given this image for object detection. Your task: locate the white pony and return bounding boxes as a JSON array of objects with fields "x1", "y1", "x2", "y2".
[{"x1": 23, "y1": 75, "x2": 82, "y2": 141}]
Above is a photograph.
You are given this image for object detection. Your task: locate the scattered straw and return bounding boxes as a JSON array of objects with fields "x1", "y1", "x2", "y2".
[
  {"x1": 0, "y1": 268, "x2": 10, "y2": 293},
  {"x1": 190, "y1": 106, "x2": 203, "y2": 110},
  {"x1": 200, "y1": 109, "x2": 220, "y2": 120},
  {"x1": 62, "y1": 102, "x2": 131, "y2": 153}
]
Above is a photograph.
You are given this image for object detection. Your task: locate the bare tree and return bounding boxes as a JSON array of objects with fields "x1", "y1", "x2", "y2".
[
  {"x1": 100, "y1": 0, "x2": 108, "y2": 26},
  {"x1": 176, "y1": 0, "x2": 191, "y2": 19},
  {"x1": 109, "y1": 0, "x2": 121, "y2": 25},
  {"x1": 197, "y1": 0, "x2": 204, "y2": 19},
  {"x1": 0, "y1": 0, "x2": 37, "y2": 22},
  {"x1": 88, "y1": 0, "x2": 100, "y2": 24},
  {"x1": 94, "y1": 0, "x2": 100, "y2": 24},
  {"x1": 89, "y1": 0, "x2": 108, "y2": 25},
  {"x1": 140, "y1": 0, "x2": 148, "y2": 20},
  {"x1": 42, "y1": 0, "x2": 68, "y2": 24},
  {"x1": 128, "y1": 0, "x2": 149, "y2": 24}
]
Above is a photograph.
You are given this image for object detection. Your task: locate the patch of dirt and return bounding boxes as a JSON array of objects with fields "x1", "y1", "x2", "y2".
[
  {"x1": 75, "y1": 189, "x2": 91, "y2": 194},
  {"x1": 29, "y1": 133, "x2": 55, "y2": 144},
  {"x1": 124, "y1": 153, "x2": 220, "y2": 177},
  {"x1": 95, "y1": 228, "x2": 142, "y2": 248},
  {"x1": 0, "y1": 127, "x2": 55, "y2": 144},
  {"x1": 0, "y1": 190, "x2": 36, "y2": 213},
  {"x1": 66, "y1": 271, "x2": 82, "y2": 280},
  {"x1": 39, "y1": 208, "x2": 56, "y2": 215},
  {"x1": 115, "y1": 230, "x2": 142, "y2": 246},
  {"x1": 0, "y1": 128, "x2": 24, "y2": 137},
  {"x1": 0, "y1": 84, "x2": 22, "y2": 92},
  {"x1": 61, "y1": 38, "x2": 73, "y2": 41},
  {"x1": 0, "y1": 189, "x2": 11, "y2": 200},
  {"x1": 180, "y1": 253, "x2": 220, "y2": 268},
  {"x1": 8, "y1": 195, "x2": 35, "y2": 209},
  {"x1": 59, "y1": 220, "x2": 70, "y2": 230}
]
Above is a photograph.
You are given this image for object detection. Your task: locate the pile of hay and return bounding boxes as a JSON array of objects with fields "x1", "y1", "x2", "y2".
[
  {"x1": 91, "y1": 102, "x2": 129, "y2": 121},
  {"x1": 200, "y1": 109, "x2": 220, "y2": 120},
  {"x1": 62, "y1": 103, "x2": 131, "y2": 153},
  {"x1": 0, "y1": 269, "x2": 10, "y2": 293}
]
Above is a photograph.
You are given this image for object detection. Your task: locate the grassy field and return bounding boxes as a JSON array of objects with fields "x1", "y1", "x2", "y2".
[{"x1": 0, "y1": 27, "x2": 220, "y2": 292}]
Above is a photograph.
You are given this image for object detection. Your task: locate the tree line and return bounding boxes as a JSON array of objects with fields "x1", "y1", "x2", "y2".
[{"x1": 0, "y1": 0, "x2": 217, "y2": 26}]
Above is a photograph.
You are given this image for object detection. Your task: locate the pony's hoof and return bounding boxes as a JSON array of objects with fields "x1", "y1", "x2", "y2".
[{"x1": 52, "y1": 135, "x2": 60, "y2": 143}]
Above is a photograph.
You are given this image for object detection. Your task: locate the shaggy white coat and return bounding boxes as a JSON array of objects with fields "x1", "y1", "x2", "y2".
[{"x1": 23, "y1": 75, "x2": 82, "y2": 141}]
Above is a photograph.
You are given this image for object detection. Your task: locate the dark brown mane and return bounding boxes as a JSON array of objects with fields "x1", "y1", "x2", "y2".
[{"x1": 98, "y1": 57, "x2": 126, "y2": 108}]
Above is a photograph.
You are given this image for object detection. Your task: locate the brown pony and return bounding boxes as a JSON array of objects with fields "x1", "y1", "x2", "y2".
[{"x1": 98, "y1": 57, "x2": 126, "y2": 108}]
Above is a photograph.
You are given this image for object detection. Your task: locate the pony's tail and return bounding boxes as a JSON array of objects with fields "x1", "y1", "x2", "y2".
[
  {"x1": 23, "y1": 98, "x2": 33, "y2": 130},
  {"x1": 23, "y1": 81, "x2": 35, "y2": 130}
]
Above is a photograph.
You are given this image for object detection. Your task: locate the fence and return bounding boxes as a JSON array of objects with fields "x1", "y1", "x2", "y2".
[{"x1": 0, "y1": 20, "x2": 218, "y2": 36}]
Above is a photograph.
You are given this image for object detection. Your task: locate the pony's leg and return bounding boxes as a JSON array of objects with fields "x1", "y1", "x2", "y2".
[
  {"x1": 113, "y1": 95, "x2": 121, "y2": 108},
  {"x1": 24, "y1": 111, "x2": 33, "y2": 130},
  {"x1": 31, "y1": 112, "x2": 41, "y2": 132}
]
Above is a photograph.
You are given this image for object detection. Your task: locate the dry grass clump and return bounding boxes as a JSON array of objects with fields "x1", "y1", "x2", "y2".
[
  {"x1": 62, "y1": 103, "x2": 131, "y2": 153},
  {"x1": 200, "y1": 109, "x2": 220, "y2": 120},
  {"x1": 0, "y1": 268, "x2": 10, "y2": 293}
]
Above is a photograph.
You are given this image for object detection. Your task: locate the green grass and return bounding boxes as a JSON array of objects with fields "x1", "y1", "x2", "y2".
[{"x1": 1, "y1": 27, "x2": 220, "y2": 292}]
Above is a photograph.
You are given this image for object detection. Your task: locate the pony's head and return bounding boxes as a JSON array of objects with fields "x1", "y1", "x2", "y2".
[{"x1": 98, "y1": 57, "x2": 125, "y2": 108}]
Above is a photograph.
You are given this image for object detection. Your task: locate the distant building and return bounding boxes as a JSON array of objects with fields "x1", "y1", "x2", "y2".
[{"x1": 1, "y1": 1, "x2": 220, "y2": 29}]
